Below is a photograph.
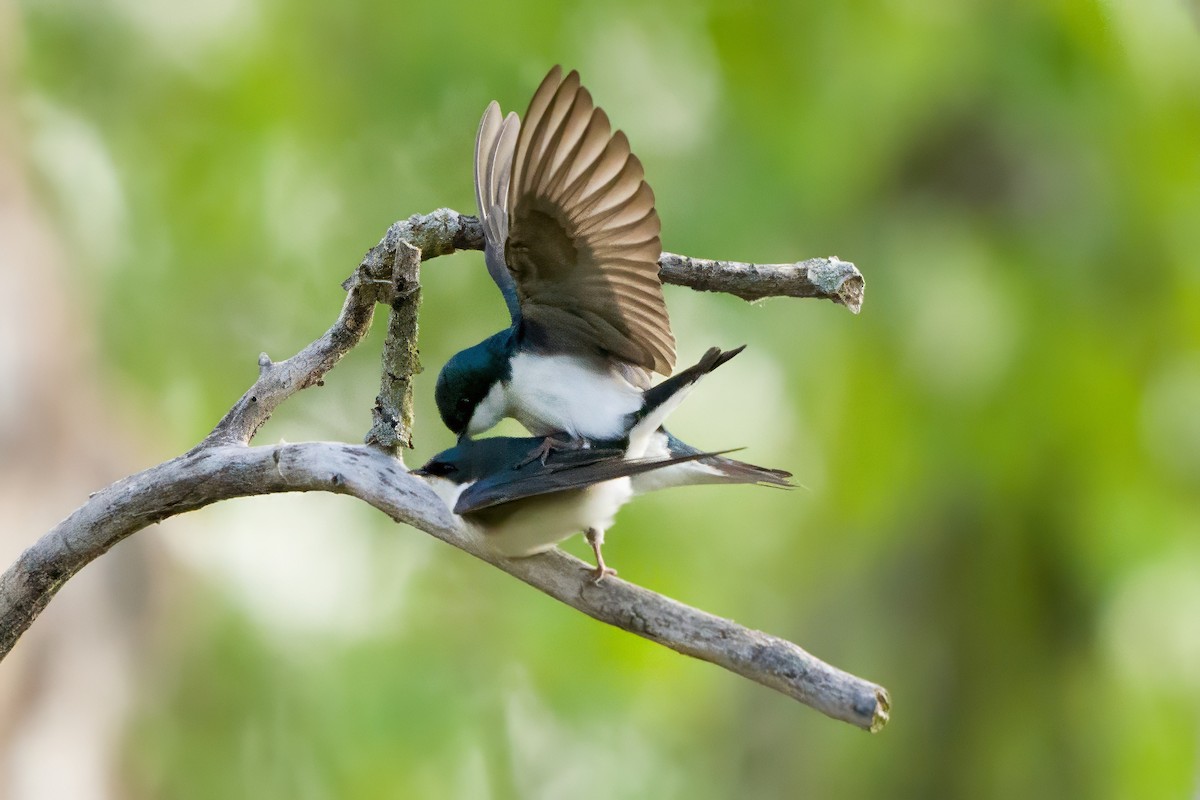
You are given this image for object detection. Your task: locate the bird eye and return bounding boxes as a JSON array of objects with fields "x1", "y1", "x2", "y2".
[
  {"x1": 457, "y1": 398, "x2": 472, "y2": 413},
  {"x1": 422, "y1": 460, "x2": 458, "y2": 477}
]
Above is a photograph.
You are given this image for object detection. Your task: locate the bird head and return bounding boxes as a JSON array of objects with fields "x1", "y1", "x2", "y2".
[{"x1": 434, "y1": 332, "x2": 514, "y2": 436}]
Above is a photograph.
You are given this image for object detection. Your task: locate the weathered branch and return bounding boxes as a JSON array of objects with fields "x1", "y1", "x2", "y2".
[
  {"x1": 0, "y1": 442, "x2": 888, "y2": 730},
  {"x1": 658, "y1": 252, "x2": 865, "y2": 313},
  {"x1": 359, "y1": 209, "x2": 866, "y2": 311},
  {"x1": 365, "y1": 240, "x2": 422, "y2": 451},
  {"x1": 0, "y1": 212, "x2": 887, "y2": 732}
]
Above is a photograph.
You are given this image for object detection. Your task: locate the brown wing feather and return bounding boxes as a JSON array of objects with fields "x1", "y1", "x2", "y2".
[{"x1": 505, "y1": 67, "x2": 676, "y2": 375}]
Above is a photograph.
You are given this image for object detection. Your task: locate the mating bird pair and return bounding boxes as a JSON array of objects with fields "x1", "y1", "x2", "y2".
[{"x1": 413, "y1": 67, "x2": 791, "y2": 580}]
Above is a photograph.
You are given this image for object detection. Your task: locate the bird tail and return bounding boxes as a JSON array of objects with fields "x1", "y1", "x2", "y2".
[
  {"x1": 627, "y1": 345, "x2": 745, "y2": 455},
  {"x1": 662, "y1": 432, "x2": 793, "y2": 488}
]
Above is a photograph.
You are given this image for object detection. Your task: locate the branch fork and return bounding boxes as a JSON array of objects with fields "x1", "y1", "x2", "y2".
[{"x1": 0, "y1": 209, "x2": 888, "y2": 732}]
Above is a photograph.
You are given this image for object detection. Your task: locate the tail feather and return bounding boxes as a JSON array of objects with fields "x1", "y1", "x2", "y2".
[
  {"x1": 693, "y1": 453, "x2": 794, "y2": 488},
  {"x1": 627, "y1": 345, "x2": 745, "y2": 454},
  {"x1": 639, "y1": 345, "x2": 745, "y2": 415},
  {"x1": 664, "y1": 432, "x2": 793, "y2": 488}
]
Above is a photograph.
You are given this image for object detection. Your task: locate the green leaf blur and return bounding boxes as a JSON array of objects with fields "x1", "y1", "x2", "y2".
[{"x1": 11, "y1": 0, "x2": 1200, "y2": 797}]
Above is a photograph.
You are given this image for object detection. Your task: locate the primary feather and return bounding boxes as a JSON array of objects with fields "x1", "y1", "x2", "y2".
[
  {"x1": 476, "y1": 65, "x2": 676, "y2": 376},
  {"x1": 474, "y1": 102, "x2": 521, "y2": 321}
]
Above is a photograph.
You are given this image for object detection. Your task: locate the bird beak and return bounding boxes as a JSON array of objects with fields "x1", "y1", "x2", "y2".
[{"x1": 409, "y1": 466, "x2": 429, "y2": 477}]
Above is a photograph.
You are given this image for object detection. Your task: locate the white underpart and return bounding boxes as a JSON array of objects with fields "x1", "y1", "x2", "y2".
[
  {"x1": 467, "y1": 381, "x2": 510, "y2": 436},
  {"x1": 627, "y1": 430, "x2": 725, "y2": 494},
  {"x1": 418, "y1": 472, "x2": 634, "y2": 558},
  {"x1": 419, "y1": 475, "x2": 492, "y2": 552},
  {"x1": 420, "y1": 474, "x2": 470, "y2": 512},
  {"x1": 481, "y1": 478, "x2": 634, "y2": 557},
  {"x1": 471, "y1": 352, "x2": 644, "y2": 440},
  {"x1": 625, "y1": 361, "x2": 714, "y2": 457}
]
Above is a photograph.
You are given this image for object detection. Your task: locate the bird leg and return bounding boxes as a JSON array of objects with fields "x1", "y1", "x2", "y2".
[
  {"x1": 585, "y1": 527, "x2": 617, "y2": 584},
  {"x1": 516, "y1": 433, "x2": 585, "y2": 467}
]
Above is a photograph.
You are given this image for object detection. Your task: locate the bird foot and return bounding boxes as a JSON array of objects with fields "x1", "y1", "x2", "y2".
[
  {"x1": 585, "y1": 527, "x2": 616, "y2": 584},
  {"x1": 516, "y1": 434, "x2": 583, "y2": 467},
  {"x1": 590, "y1": 564, "x2": 618, "y2": 584}
]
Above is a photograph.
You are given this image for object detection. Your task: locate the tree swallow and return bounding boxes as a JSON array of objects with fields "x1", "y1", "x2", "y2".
[
  {"x1": 435, "y1": 66, "x2": 676, "y2": 450},
  {"x1": 417, "y1": 346, "x2": 791, "y2": 580},
  {"x1": 412, "y1": 436, "x2": 712, "y2": 581}
]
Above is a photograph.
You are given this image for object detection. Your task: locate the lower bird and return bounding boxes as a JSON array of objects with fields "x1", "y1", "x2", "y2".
[{"x1": 413, "y1": 347, "x2": 791, "y2": 580}]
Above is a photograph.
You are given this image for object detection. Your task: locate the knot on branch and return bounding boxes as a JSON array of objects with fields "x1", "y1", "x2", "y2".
[
  {"x1": 656, "y1": 252, "x2": 865, "y2": 308},
  {"x1": 806, "y1": 257, "x2": 864, "y2": 314}
]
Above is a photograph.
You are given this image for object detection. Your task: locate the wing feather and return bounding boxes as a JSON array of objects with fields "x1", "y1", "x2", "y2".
[
  {"x1": 474, "y1": 102, "x2": 521, "y2": 322},
  {"x1": 455, "y1": 449, "x2": 719, "y2": 514},
  {"x1": 537, "y1": 92, "x2": 594, "y2": 195},
  {"x1": 541, "y1": 96, "x2": 603, "y2": 198},
  {"x1": 504, "y1": 67, "x2": 675, "y2": 375},
  {"x1": 507, "y1": 66, "x2": 562, "y2": 198}
]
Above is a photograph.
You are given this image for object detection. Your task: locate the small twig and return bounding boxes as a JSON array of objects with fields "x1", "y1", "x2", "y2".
[
  {"x1": 658, "y1": 253, "x2": 865, "y2": 313},
  {"x1": 0, "y1": 213, "x2": 887, "y2": 732},
  {"x1": 365, "y1": 240, "x2": 422, "y2": 451},
  {"x1": 202, "y1": 212, "x2": 467, "y2": 449},
  {"x1": 201, "y1": 270, "x2": 377, "y2": 448}
]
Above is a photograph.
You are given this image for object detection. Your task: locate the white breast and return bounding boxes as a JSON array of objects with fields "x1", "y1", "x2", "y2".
[
  {"x1": 420, "y1": 474, "x2": 469, "y2": 511},
  {"x1": 417, "y1": 472, "x2": 633, "y2": 557},
  {"x1": 467, "y1": 381, "x2": 510, "y2": 436},
  {"x1": 500, "y1": 352, "x2": 644, "y2": 440},
  {"x1": 474, "y1": 477, "x2": 634, "y2": 558}
]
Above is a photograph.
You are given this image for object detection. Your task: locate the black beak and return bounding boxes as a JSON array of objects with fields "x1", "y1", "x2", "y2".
[{"x1": 409, "y1": 466, "x2": 429, "y2": 477}]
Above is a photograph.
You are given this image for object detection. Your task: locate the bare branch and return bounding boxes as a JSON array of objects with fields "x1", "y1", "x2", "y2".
[
  {"x1": 658, "y1": 253, "x2": 865, "y2": 313},
  {"x1": 200, "y1": 268, "x2": 377, "y2": 447},
  {"x1": 365, "y1": 240, "x2": 423, "y2": 451},
  {"x1": 0, "y1": 213, "x2": 888, "y2": 732},
  {"x1": 0, "y1": 442, "x2": 889, "y2": 731},
  {"x1": 203, "y1": 211, "x2": 476, "y2": 449},
  {"x1": 370, "y1": 209, "x2": 867, "y2": 312},
  {"x1": 493, "y1": 542, "x2": 890, "y2": 731}
]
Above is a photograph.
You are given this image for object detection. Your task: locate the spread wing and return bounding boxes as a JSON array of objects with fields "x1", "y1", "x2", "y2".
[
  {"x1": 454, "y1": 448, "x2": 713, "y2": 515},
  {"x1": 503, "y1": 66, "x2": 676, "y2": 376},
  {"x1": 474, "y1": 101, "x2": 521, "y2": 321}
]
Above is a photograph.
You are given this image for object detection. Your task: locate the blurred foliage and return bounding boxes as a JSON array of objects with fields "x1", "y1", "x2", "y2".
[{"x1": 10, "y1": 0, "x2": 1200, "y2": 796}]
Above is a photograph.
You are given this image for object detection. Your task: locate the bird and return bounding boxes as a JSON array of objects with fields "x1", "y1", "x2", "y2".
[
  {"x1": 412, "y1": 437, "x2": 709, "y2": 582},
  {"x1": 436, "y1": 66, "x2": 789, "y2": 492},
  {"x1": 435, "y1": 65, "x2": 676, "y2": 457},
  {"x1": 416, "y1": 346, "x2": 791, "y2": 581}
]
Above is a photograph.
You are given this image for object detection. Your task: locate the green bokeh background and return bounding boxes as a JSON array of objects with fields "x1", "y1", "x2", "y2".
[{"x1": 9, "y1": 0, "x2": 1200, "y2": 797}]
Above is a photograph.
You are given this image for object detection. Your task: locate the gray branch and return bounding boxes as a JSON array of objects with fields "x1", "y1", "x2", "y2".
[
  {"x1": 658, "y1": 252, "x2": 865, "y2": 313},
  {"x1": 365, "y1": 240, "x2": 423, "y2": 451},
  {"x1": 362, "y1": 209, "x2": 866, "y2": 311},
  {"x1": 0, "y1": 212, "x2": 887, "y2": 733}
]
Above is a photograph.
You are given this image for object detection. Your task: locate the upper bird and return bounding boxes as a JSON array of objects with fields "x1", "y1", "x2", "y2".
[{"x1": 435, "y1": 66, "x2": 676, "y2": 448}]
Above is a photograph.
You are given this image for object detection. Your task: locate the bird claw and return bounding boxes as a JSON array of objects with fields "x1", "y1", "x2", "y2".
[
  {"x1": 590, "y1": 565, "x2": 618, "y2": 584},
  {"x1": 516, "y1": 434, "x2": 582, "y2": 467}
]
